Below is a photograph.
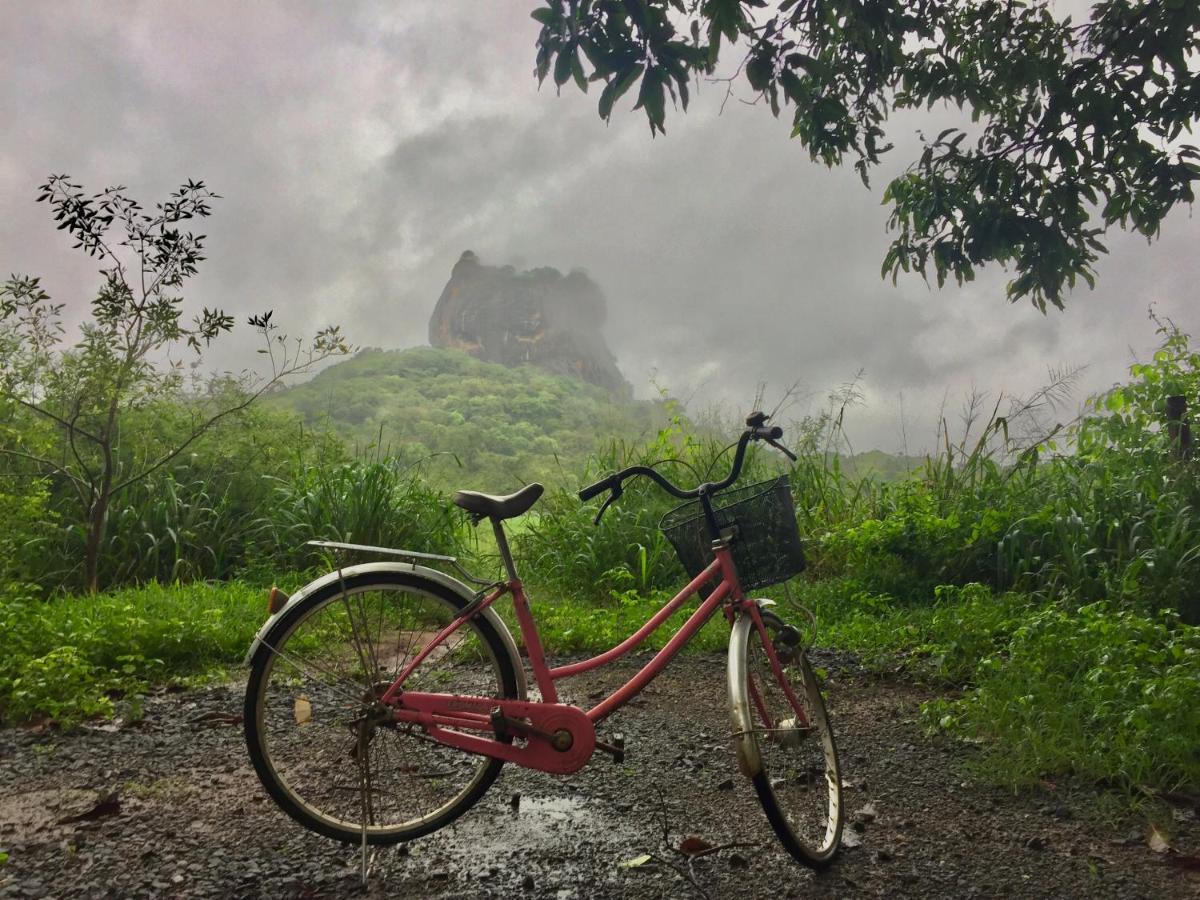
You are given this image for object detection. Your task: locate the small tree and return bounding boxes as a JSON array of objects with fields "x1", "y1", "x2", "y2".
[
  {"x1": 0, "y1": 175, "x2": 350, "y2": 593},
  {"x1": 530, "y1": 0, "x2": 1200, "y2": 311}
]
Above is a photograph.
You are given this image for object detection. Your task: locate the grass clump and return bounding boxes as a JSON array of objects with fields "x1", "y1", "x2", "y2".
[
  {"x1": 0, "y1": 581, "x2": 265, "y2": 726},
  {"x1": 796, "y1": 577, "x2": 1200, "y2": 795},
  {"x1": 795, "y1": 580, "x2": 1035, "y2": 683}
]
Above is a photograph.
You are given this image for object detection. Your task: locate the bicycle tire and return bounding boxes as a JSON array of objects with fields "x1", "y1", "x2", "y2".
[
  {"x1": 728, "y1": 607, "x2": 843, "y2": 868},
  {"x1": 244, "y1": 569, "x2": 519, "y2": 845}
]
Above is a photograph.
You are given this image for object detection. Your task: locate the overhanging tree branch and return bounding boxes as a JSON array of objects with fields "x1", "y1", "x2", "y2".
[{"x1": 531, "y1": 0, "x2": 1200, "y2": 311}]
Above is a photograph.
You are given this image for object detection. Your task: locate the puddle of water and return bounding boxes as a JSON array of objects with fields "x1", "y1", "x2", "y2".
[
  {"x1": 374, "y1": 791, "x2": 657, "y2": 892},
  {"x1": 437, "y1": 795, "x2": 617, "y2": 862}
]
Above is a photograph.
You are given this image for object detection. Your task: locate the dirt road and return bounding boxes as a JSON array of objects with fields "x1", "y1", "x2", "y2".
[{"x1": 1, "y1": 653, "x2": 1196, "y2": 898}]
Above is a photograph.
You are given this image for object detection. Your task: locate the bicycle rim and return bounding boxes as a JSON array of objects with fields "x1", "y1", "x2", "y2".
[{"x1": 244, "y1": 572, "x2": 517, "y2": 844}]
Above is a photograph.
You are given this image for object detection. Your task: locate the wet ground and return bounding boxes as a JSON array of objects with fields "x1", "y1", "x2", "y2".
[{"x1": 1, "y1": 652, "x2": 1197, "y2": 898}]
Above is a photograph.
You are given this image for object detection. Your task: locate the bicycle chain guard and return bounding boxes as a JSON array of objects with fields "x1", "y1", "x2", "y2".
[{"x1": 394, "y1": 694, "x2": 597, "y2": 775}]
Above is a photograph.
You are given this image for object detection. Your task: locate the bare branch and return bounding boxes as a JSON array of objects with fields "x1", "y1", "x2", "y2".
[
  {"x1": 0, "y1": 447, "x2": 90, "y2": 507},
  {"x1": 110, "y1": 345, "x2": 344, "y2": 494},
  {"x1": 66, "y1": 401, "x2": 98, "y2": 488},
  {"x1": 11, "y1": 396, "x2": 102, "y2": 444}
]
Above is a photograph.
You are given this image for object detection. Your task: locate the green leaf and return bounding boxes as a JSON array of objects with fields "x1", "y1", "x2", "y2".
[
  {"x1": 570, "y1": 48, "x2": 588, "y2": 93},
  {"x1": 634, "y1": 67, "x2": 667, "y2": 135},
  {"x1": 599, "y1": 64, "x2": 644, "y2": 120},
  {"x1": 553, "y1": 44, "x2": 574, "y2": 87},
  {"x1": 618, "y1": 854, "x2": 653, "y2": 869},
  {"x1": 746, "y1": 54, "x2": 773, "y2": 92}
]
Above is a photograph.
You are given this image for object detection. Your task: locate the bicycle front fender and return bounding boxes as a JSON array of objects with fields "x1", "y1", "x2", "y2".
[
  {"x1": 242, "y1": 561, "x2": 528, "y2": 700},
  {"x1": 727, "y1": 608, "x2": 763, "y2": 778}
]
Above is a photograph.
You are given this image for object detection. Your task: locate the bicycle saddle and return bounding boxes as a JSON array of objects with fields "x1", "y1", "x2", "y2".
[{"x1": 452, "y1": 483, "x2": 544, "y2": 520}]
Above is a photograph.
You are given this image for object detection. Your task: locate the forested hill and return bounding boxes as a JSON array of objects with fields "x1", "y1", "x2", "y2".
[{"x1": 268, "y1": 346, "x2": 666, "y2": 489}]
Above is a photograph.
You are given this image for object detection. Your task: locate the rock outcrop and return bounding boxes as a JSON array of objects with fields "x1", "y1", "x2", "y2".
[{"x1": 429, "y1": 251, "x2": 630, "y2": 396}]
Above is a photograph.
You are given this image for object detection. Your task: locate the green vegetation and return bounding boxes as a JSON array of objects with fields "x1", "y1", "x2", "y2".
[
  {"x1": 0, "y1": 581, "x2": 265, "y2": 726},
  {"x1": 795, "y1": 580, "x2": 1200, "y2": 793},
  {"x1": 0, "y1": 318, "x2": 1197, "y2": 816},
  {"x1": 269, "y1": 346, "x2": 666, "y2": 489},
  {"x1": 931, "y1": 601, "x2": 1200, "y2": 793},
  {"x1": 0, "y1": 175, "x2": 349, "y2": 592}
]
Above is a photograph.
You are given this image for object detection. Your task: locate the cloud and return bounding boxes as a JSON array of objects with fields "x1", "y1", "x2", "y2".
[{"x1": 2, "y1": 0, "x2": 1197, "y2": 453}]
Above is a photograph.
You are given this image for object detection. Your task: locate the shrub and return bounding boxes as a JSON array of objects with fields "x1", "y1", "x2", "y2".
[
  {"x1": 928, "y1": 602, "x2": 1200, "y2": 792},
  {"x1": 0, "y1": 478, "x2": 57, "y2": 587},
  {"x1": 0, "y1": 581, "x2": 266, "y2": 725}
]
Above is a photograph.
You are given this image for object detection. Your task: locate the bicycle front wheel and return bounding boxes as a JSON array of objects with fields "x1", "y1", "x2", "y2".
[
  {"x1": 244, "y1": 570, "x2": 519, "y2": 845},
  {"x1": 728, "y1": 607, "x2": 843, "y2": 868}
]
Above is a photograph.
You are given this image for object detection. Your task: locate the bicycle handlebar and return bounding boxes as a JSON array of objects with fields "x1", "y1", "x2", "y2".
[{"x1": 577, "y1": 413, "x2": 793, "y2": 520}]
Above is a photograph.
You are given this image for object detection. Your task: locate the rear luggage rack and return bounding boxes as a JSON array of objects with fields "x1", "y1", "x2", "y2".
[{"x1": 305, "y1": 540, "x2": 493, "y2": 586}]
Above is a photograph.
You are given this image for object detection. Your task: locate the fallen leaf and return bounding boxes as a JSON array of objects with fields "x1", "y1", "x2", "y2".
[
  {"x1": 618, "y1": 854, "x2": 653, "y2": 869},
  {"x1": 57, "y1": 793, "x2": 121, "y2": 824},
  {"x1": 294, "y1": 695, "x2": 312, "y2": 726},
  {"x1": 678, "y1": 836, "x2": 712, "y2": 856},
  {"x1": 842, "y1": 830, "x2": 862, "y2": 849},
  {"x1": 855, "y1": 802, "x2": 878, "y2": 824},
  {"x1": 1146, "y1": 823, "x2": 1171, "y2": 854}
]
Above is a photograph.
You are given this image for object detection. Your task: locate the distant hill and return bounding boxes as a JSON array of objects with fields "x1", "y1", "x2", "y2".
[{"x1": 269, "y1": 347, "x2": 665, "y2": 491}]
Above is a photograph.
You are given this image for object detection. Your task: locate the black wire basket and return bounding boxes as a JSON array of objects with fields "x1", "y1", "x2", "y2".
[{"x1": 660, "y1": 476, "x2": 806, "y2": 592}]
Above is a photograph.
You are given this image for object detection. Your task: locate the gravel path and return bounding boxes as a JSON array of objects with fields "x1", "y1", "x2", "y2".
[{"x1": 1, "y1": 651, "x2": 1197, "y2": 899}]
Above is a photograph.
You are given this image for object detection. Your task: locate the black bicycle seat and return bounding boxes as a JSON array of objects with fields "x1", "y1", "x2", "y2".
[{"x1": 452, "y1": 483, "x2": 544, "y2": 520}]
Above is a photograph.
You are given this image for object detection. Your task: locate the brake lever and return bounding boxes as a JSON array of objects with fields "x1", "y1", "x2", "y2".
[
  {"x1": 766, "y1": 437, "x2": 798, "y2": 462},
  {"x1": 594, "y1": 484, "x2": 623, "y2": 525}
]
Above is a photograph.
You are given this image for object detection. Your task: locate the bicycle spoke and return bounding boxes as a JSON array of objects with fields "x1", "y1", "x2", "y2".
[{"x1": 258, "y1": 638, "x2": 367, "y2": 708}]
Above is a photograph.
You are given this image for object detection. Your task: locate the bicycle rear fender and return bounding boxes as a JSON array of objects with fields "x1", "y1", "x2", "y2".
[{"x1": 242, "y1": 561, "x2": 528, "y2": 700}]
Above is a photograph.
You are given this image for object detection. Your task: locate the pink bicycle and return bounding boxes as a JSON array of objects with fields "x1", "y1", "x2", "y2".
[{"x1": 243, "y1": 412, "x2": 844, "y2": 868}]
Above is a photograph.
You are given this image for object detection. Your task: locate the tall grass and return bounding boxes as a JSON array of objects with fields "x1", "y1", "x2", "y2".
[
  {"x1": 24, "y1": 411, "x2": 468, "y2": 591},
  {"x1": 261, "y1": 457, "x2": 467, "y2": 571}
]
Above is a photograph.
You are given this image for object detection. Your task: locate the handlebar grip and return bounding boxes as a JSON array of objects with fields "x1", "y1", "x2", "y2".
[
  {"x1": 579, "y1": 475, "x2": 617, "y2": 502},
  {"x1": 754, "y1": 425, "x2": 784, "y2": 441}
]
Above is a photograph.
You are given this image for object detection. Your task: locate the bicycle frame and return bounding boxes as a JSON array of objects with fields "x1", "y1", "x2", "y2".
[{"x1": 383, "y1": 542, "x2": 797, "y2": 769}]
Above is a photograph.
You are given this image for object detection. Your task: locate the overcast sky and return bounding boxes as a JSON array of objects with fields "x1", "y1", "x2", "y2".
[{"x1": 3, "y1": 1, "x2": 1197, "y2": 453}]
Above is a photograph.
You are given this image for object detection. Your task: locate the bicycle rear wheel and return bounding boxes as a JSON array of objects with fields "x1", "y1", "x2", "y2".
[
  {"x1": 728, "y1": 607, "x2": 843, "y2": 868},
  {"x1": 244, "y1": 570, "x2": 518, "y2": 844}
]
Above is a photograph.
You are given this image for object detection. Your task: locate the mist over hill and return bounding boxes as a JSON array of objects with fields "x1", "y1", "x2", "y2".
[
  {"x1": 268, "y1": 346, "x2": 664, "y2": 491},
  {"x1": 270, "y1": 345, "x2": 928, "y2": 494}
]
